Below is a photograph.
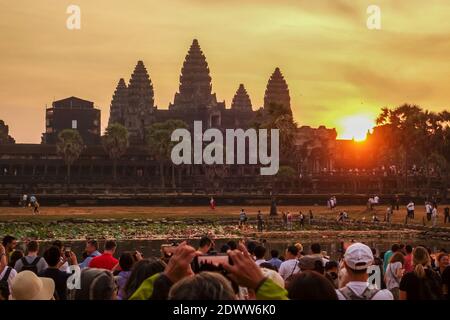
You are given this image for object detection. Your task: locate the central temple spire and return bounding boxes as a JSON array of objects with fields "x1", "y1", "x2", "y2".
[
  {"x1": 172, "y1": 39, "x2": 217, "y2": 109},
  {"x1": 128, "y1": 60, "x2": 154, "y2": 110}
]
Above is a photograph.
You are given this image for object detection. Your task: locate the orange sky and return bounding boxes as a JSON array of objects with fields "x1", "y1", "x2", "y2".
[{"x1": 0, "y1": 0, "x2": 449, "y2": 143}]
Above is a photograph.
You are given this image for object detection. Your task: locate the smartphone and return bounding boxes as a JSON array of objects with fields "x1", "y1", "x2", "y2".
[
  {"x1": 64, "y1": 246, "x2": 71, "y2": 258},
  {"x1": 192, "y1": 254, "x2": 231, "y2": 273},
  {"x1": 161, "y1": 244, "x2": 178, "y2": 257},
  {"x1": 133, "y1": 250, "x2": 144, "y2": 260}
]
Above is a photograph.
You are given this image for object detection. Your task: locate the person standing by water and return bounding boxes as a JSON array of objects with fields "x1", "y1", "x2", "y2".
[
  {"x1": 282, "y1": 211, "x2": 287, "y2": 229},
  {"x1": 209, "y1": 197, "x2": 216, "y2": 210},
  {"x1": 444, "y1": 207, "x2": 449, "y2": 224},
  {"x1": 286, "y1": 212, "x2": 293, "y2": 231},
  {"x1": 256, "y1": 210, "x2": 264, "y2": 232},
  {"x1": 395, "y1": 195, "x2": 400, "y2": 210},
  {"x1": 299, "y1": 211, "x2": 305, "y2": 229},
  {"x1": 406, "y1": 200, "x2": 415, "y2": 219},
  {"x1": 385, "y1": 205, "x2": 393, "y2": 223},
  {"x1": 239, "y1": 209, "x2": 248, "y2": 229},
  {"x1": 29, "y1": 195, "x2": 36, "y2": 207},
  {"x1": 33, "y1": 201, "x2": 40, "y2": 215},
  {"x1": 21, "y1": 194, "x2": 28, "y2": 207},
  {"x1": 431, "y1": 205, "x2": 438, "y2": 228},
  {"x1": 425, "y1": 201, "x2": 433, "y2": 221}
]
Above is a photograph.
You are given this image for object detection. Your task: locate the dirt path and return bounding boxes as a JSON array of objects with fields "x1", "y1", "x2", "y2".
[{"x1": 0, "y1": 205, "x2": 448, "y2": 228}]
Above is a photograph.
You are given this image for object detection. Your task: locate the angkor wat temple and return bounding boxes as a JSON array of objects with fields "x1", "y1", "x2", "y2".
[
  {"x1": 108, "y1": 39, "x2": 297, "y2": 144},
  {"x1": 1, "y1": 40, "x2": 444, "y2": 202}
]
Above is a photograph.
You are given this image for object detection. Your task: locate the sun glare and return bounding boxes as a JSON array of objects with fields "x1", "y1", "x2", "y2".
[{"x1": 339, "y1": 115, "x2": 375, "y2": 142}]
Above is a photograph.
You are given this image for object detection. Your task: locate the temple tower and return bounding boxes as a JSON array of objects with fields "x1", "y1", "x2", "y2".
[
  {"x1": 108, "y1": 78, "x2": 128, "y2": 126},
  {"x1": 264, "y1": 67, "x2": 291, "y2": 114},
  {"x1": 124, "y1": 60, "x2": 155, "y2": 142},
  {"x1": 231, "y1": 84, "x2": 252, "y2": 112},
  {"x1": 171, "y1": 39, "x2": 217, "y2": 110},
  {"x1": 0, "y1": 120, "x2": 15, "y2": 144},
  {"x1": 128, "y1": 60, "x2": 154, "y2": 111}
]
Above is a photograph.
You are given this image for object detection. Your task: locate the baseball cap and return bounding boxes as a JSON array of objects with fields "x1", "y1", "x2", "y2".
[{"x1": 344, "y1": 243, "x2": 373, "y2": 270}]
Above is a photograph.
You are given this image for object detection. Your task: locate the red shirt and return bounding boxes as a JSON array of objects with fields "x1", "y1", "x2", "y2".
[
  {"x1": 404, "y1": 254, "x2": 413, "y2": 273},
  {"x1": 88, "y1": 253, "x2": 118, "y2": 270}
]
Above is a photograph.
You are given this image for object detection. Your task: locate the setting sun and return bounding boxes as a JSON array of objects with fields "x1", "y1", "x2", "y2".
[{"x1": 338, "y1": 114, "x2": 375, "y2": 141}]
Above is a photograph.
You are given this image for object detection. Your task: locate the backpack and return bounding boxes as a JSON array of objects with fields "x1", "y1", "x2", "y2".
[
  {"x1": 20, "y1": 257, "x2": 41, "y2": 274},
  {"x1": 339, "y1": 286, "x2": 380, "y2": 300},
  {"x1": 0, "y1": 267, "x2": 13, "y2": 300}
]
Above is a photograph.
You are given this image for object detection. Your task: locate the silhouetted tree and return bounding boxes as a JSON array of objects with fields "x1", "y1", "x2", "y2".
[
  {"x1": 56, "y1": 129, "x2": 84, "y2": 186},
  {"x1": 102, "y1": 123, "x2": 129, "y2": 181}
]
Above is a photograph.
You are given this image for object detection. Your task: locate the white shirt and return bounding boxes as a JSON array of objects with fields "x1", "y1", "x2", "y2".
[
  {"x1": 432, "y1": 208, "x2": 438, "y2": 217},
  {"x1": 385, "y1": 262, "x2": 402, "y2": 290},
  {"x1": 336, "y1": 281, "x2": 394, "y2": 300},
  {"x1": 374, "y1": 196, "x2": 379, "y2": 204},
  {"x1": 255, "y1": 259, "x2": 266, "y2": 266},
  {"x1": 59, "y1": 259, "x2": 70, "y2": 273},
  {"x1": 0, "y1": 266, "x2": 17, "y2": 295},
  {"x1": 406, "y1": 202, "x2": 415, "y2": 210},
  {"x1": 278, "y1": 259, "x2": 300, "y2": 280}
]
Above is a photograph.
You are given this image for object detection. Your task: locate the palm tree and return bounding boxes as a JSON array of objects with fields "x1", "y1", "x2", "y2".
[
  {"x1": 56, "y1": 129, "x2": 84, "y2": 186},
  {"x1": 255, "y1": 102, "x2": 298, "y2": 193},
  {"x1": 258, "y1": 103, "x2": 298, "y2": 160},
  {"x1": 145, "y1": 120, "x2": 188, "y2": 190},
  {"x1": 102, "y1": 123, "x2": 129, "y2": 181}
]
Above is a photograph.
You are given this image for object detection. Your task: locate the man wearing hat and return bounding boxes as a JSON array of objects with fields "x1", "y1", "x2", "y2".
[
  {"x1": 336, "y1": 243, "x2": 393, "y2": 300},
  {"x1": 10, "y1": 270, "x2": 55, "y2": 300}
]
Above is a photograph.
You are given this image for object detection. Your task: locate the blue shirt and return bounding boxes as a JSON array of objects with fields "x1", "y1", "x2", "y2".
[
  {"x1": 79, "y1": 250, "x2": 101, "y2": 269},
  {"x1": 383, "y1": 250, "x2": 393, "y2": 273},
  {"x1": 117, "y1": 270, "x2": 132, "y2": 300},
  {"x1": 267, "y1": 258, "x2": 283, "y2": 270}
]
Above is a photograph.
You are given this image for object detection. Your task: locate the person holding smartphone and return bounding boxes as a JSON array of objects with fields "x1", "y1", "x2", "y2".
[{"x1": 39, "y1": 246, "x2": 78, "y2": 300}]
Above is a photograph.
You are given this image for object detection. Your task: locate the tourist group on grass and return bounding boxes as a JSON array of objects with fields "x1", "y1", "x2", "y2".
[{"x1": 1, "y1": 233, "x2": 449, "y2": 301}]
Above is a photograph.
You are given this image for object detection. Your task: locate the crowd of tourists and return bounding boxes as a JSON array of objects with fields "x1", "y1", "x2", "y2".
[{"x1": 1, "y1": 234, "x2": 449, "y2": 301}]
